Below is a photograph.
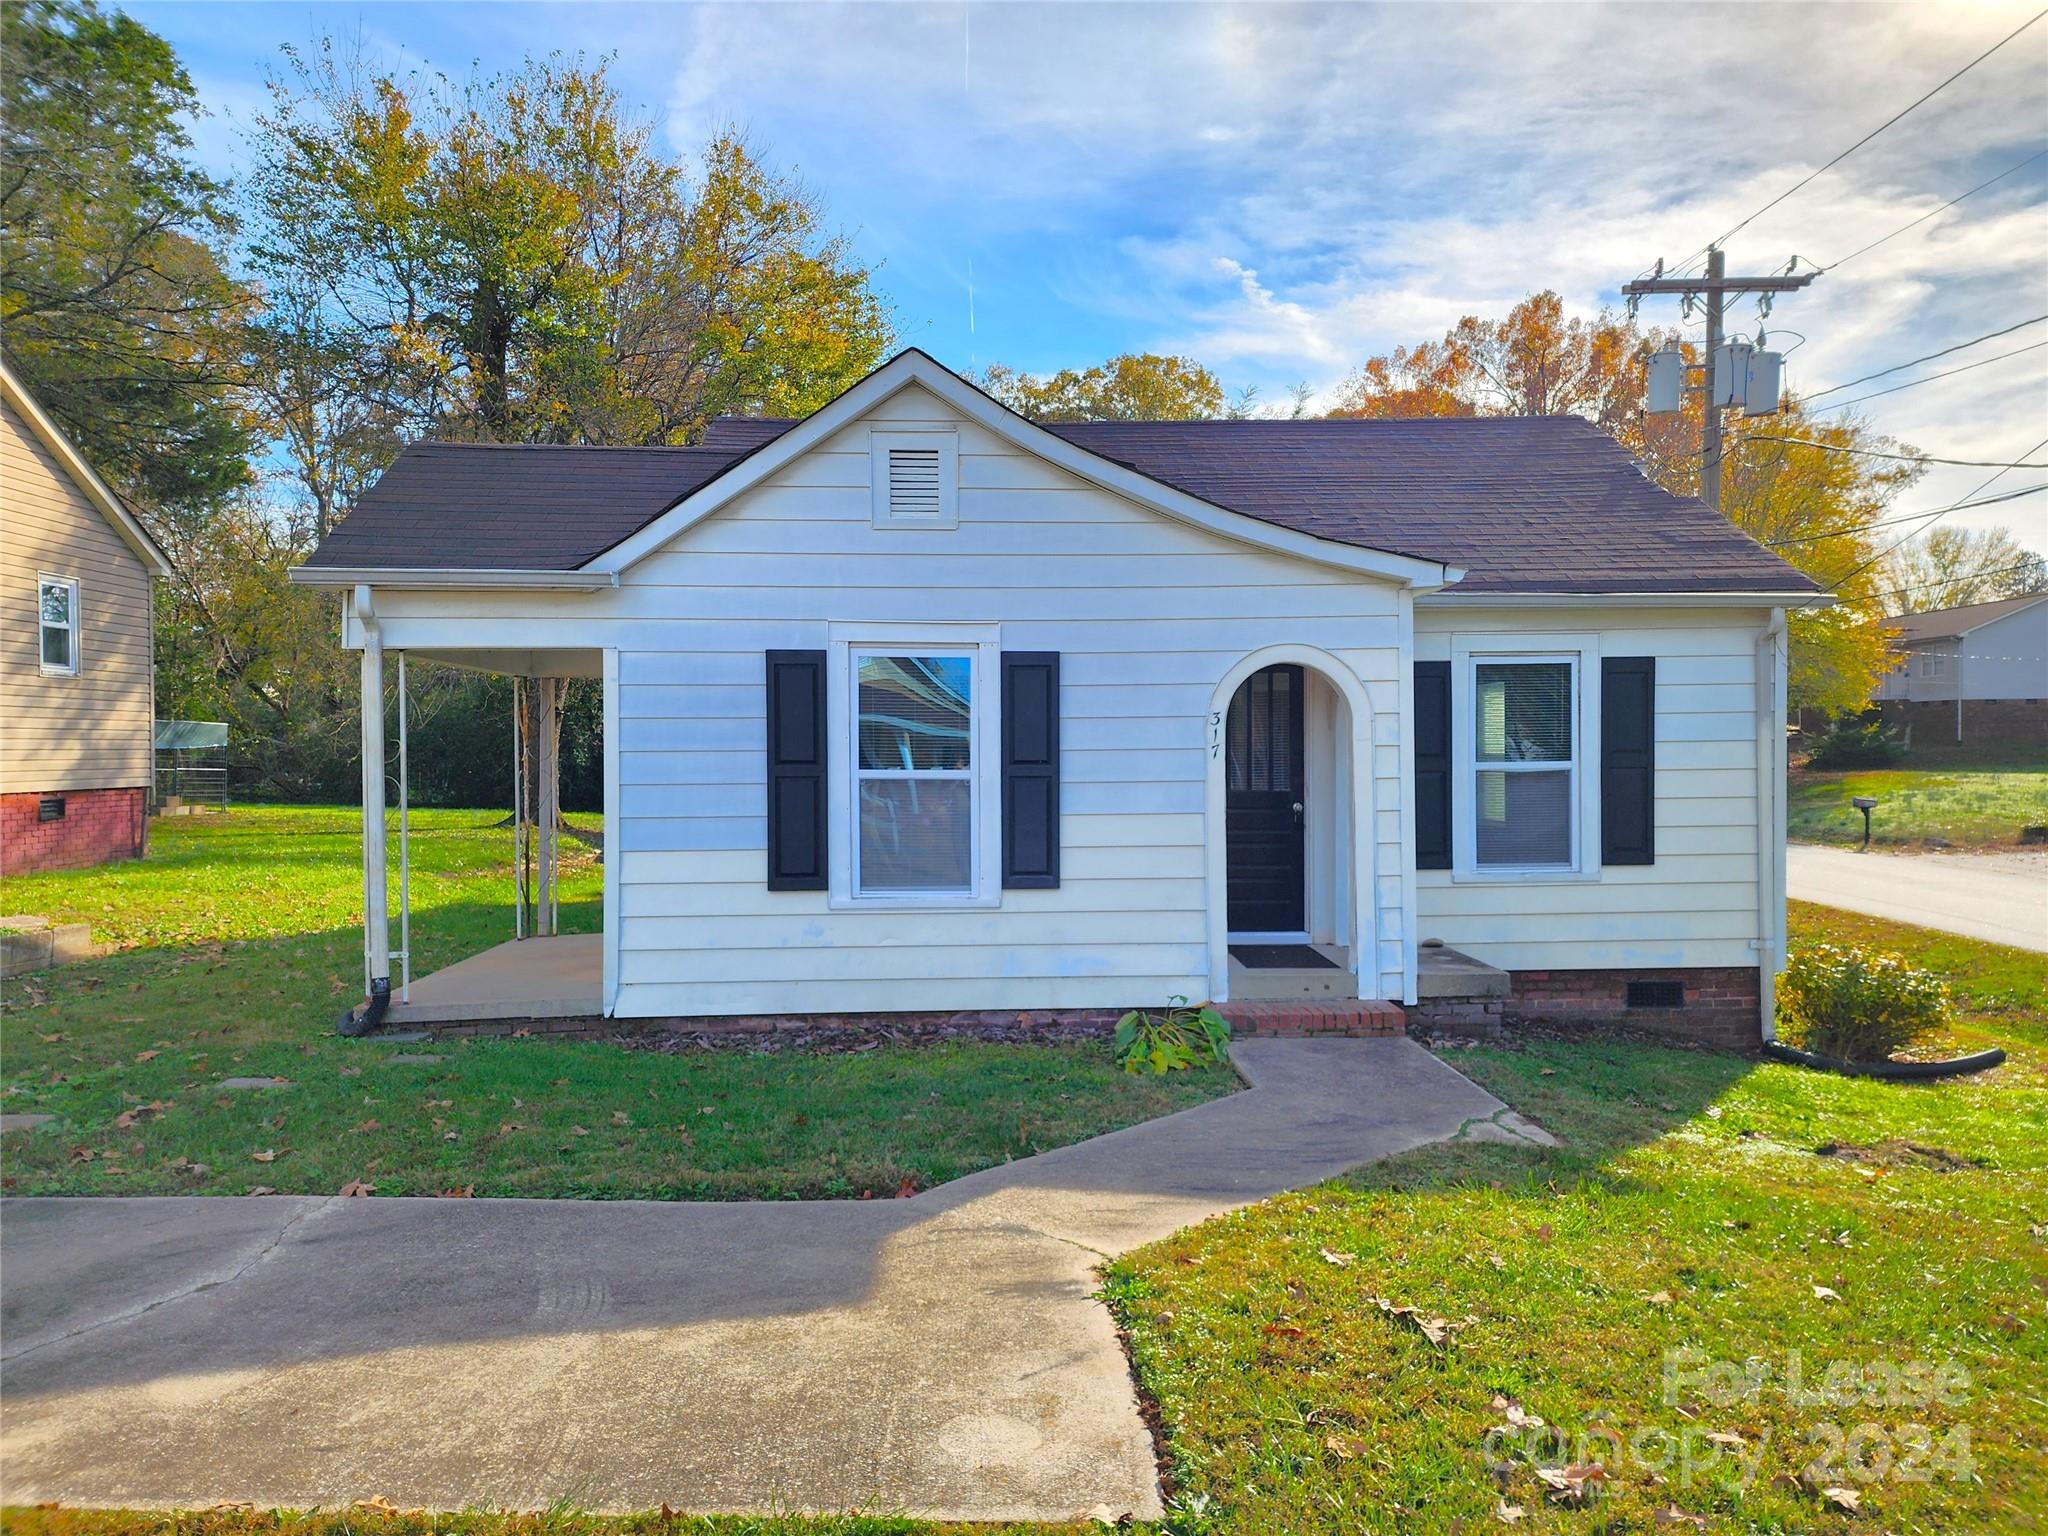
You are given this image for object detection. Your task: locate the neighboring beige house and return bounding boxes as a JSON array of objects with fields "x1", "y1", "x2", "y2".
[{"x1": 1, "y1": 359, "x2": 169, "y2": 876}]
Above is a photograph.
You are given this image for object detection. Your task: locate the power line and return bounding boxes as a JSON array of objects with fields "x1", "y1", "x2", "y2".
[
  {"x1": 1819, "y1": 146, "x2": 2048, "y2": 271},
  {"x1": 1801, "y1": 433, "x2": 2048, "y2": 602},
  {"x1": 1868, "y1": 560, "x2": 2045, "y2": 605},
  {"x1": 1809, "y1": 340, "x2": 2048, "y2": 413},
  {"x1": 1664, "y1": 7, "x2": 2048, "y2": 275},
  {"x1": 1802, "y1": 315, "x2": 2048, "y2": 399},
  {"x1": 1763, "y1": 483, "x2": 2048, "y2": 546},
  {"x1": 1743, "y1": 436, "x2": 2048, "y2": 470}
]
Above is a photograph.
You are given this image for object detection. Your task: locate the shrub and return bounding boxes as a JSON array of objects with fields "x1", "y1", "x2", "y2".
[
  {"x1": 1115, "y1": 996, "x2": 1231, "y2": 1074},
  {"x1": 1805, "y1": 714, "x2": 1905, "y2": 770},
  {"x1": 1778, "y1": 943, "x2": 1950, "y2": 1061}
]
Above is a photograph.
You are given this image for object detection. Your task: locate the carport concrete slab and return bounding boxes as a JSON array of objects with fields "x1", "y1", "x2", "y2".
[{"x1": 0, "y1": 1038, "x2": 1509, "y2": 1522}]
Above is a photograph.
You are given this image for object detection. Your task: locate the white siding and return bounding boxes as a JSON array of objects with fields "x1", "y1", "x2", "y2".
[
  {"x1": 367, "y1": 384, "x2": 1409, "y2": 1015},
  {"x1": 1415, "y1": 606, "x2": 1771, "y2": 972},
  {"x1": 1960, "y1": 605, "x2": 2048, "y2": 701}
]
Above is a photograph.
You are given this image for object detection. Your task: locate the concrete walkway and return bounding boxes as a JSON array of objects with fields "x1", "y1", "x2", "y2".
[
  {"x1": 1787, "y1": 844, "x2": 2047, "y2": 952},
  {"x1": 0, "y1": 1038, "x2": 1513, "y2": 1523}
]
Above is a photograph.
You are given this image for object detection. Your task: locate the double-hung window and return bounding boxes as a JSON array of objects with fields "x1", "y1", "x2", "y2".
[
  {"x1": 38, "y1": 576, "x2": 79, "y2": 675},
  {"x1": 853, "y1": 649, "x2": 977, "y2": 896},
  {"x1": 1471, "y1": 655, "x2": 1577, "y2": 870}
]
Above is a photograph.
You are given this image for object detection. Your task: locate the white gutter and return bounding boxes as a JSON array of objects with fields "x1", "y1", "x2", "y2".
[
  {"x1": 290, "y1": 566, "x2": 618, "y2": 591},
  {"x1": 1755, "y1": 608, "x2": 1788, "y2": 1043},
  {"x1": 1420, "y1": 590, "x2": 1830, "y2": 609}
]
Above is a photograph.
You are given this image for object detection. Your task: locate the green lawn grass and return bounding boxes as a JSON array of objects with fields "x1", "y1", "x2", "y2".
[
  {"x1": 0, "y1": 807, "x2": 1227, "y2": 1200},
  {"x1": 1787, "y1": 764, "x2": 2048, "y2": 849},
  {"x1": 1106, "y1": 901, "x2": 2048, "y2": 1533}
]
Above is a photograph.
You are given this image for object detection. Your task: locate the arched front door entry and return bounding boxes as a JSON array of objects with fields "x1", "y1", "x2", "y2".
[{"x1": 1224, "y1": 663, "x2": 1307, "y2": 934}]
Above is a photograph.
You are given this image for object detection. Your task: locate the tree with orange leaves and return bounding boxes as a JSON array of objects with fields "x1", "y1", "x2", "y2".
[{"x1": 1331, "y1": 292, "x2": 1916, "y2": 713}]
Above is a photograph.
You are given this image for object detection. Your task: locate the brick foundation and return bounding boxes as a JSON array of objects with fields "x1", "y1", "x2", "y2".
[
  {"x1": 413, "y1": 999, "x2": 1405, "y2": 1044},
  {"x1": 1404, "y1": 996, "x2": 1508, "y2": 1037},
  {"x1": 1505, "y1": 966, "x2": 1763, "y2": 1051},
  {"x1": 1876, "y1": 698, "x2": 2048, "y2": 766},
  {"x1": 1, "y1": 787, "x2": 147, "y2": 876}
]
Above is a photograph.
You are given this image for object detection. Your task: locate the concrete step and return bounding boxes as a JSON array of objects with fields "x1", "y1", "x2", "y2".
[
  {"x1": 1221, "y1": 999, "x2": 1404, "y2": 1039},
  {"x1": 1227, "y1": 964, "x2": 1357, "y2": 1001}
]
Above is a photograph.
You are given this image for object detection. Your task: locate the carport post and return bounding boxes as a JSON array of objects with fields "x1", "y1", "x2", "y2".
[{"x1": 354, "y1": 584, "x2": 391, "y2": 994}]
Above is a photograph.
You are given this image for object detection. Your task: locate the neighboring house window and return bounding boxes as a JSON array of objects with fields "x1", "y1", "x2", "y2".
[
  {"x1": 38, "y1": 576, "x2": 79, "y2": 675},
  {"x1": 1471, "y1": 658, "x2": 1577, "y2": 868},
  {"x1": 1915, "y1": 650, "x2": 1954, "y2": 683},
  {"x1": 853, "y1": 648, "x2": 979, "y2": 896}
]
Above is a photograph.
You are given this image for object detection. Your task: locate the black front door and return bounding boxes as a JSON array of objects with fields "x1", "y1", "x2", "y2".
[{"x1": 1226, "y1": 664, "x2": 1306, "y2": 933}]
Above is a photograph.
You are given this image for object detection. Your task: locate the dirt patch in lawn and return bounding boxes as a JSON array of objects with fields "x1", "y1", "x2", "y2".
[{"x1": 1813, "y1": 1138, "x2": 1981, "y2": 1171}]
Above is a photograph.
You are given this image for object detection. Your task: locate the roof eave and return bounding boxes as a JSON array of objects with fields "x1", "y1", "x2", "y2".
[
  {"x1": 1420, "y1": 588, "x2": 1829, "y2": 608},
  {"x1": 288, "y1": 565, "x2": 618, "y2": 591}
]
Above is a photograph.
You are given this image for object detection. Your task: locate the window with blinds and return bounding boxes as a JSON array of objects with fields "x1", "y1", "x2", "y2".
[
  {"x1": 854, "y1": 651, "x2": 975, "y2": 893},
  {"x1": 1472, "y1": 658, "x2": 1575, "y2": 868}
]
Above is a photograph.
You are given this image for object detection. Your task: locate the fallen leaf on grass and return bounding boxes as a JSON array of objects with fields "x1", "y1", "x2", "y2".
[
  {"x1": 251, "y1": 1149, "x2": 280, "y2": 1163},
  {"x1": 1534, "y1": 1462, "x2": 1608, "y2": 1504},
  {"x1": 1644, "y1": 1289, "x2": 1676, "y2": 1306},
  {"x1": 134, "y1": 1050, "x2": 160, "y2": 1063},
  {"x1": 338, "y1": 1180, "x2": 376, "y2": 1197},
  {"x1": 112, "y1": 1101, "x2": 168, "y2": 1130},
  {"x1": 352, "y1": 1120, "x2": 381, "y2": 1133},
  {"x1": 1820, "y1": 1486, "x2": 1860, "y2": 1513},
  {"x1": 36, "y1": 1033, "x2": 66, "y2": 1044},
  {"x1": 894, "y1": 1177, "x2": 918, "y2": 1198},
  {"x1": 570, "y1": 1126, "x2": 590, "y2": 1137},
  {"x1": 1654, "y1": 1507, "x2": 1707, "y2": 1528},
  {"x1": 353, "y1": 1497, "x2": 400, "y2": 1514},
  {"x1": 338, "y1": 1065, "x2": 362, "y2": 1078},
  {"x1": 1319, "y1": 1247, "x2": 1357, "y2": 1268},
  {"x1": 1323, "y1": 1433, "x2": 1369, "y2": 1459},
  {"x1": 438, "y1": 1185, "x2": 474, "y2": 1198},
  {"x1": 247, "y1": 1186, "x2": 276, "y2": 1196},
  {"x1": 1491, "y1": 1395, "x2": 1544, "y2": 1429},
  {"x1": 1703, "y1": 1431, "x2": 1747, "y2": 1449},
  {"x1": 1367, "y1": 1296, "x2": 1470, "y2": 1347},
  {"x1": 612, "y1": 1111, "x2": 631, "y2": 1126},
  {"x1": 1812, "y1": 1284, "x2": 1841, "y2": 1301},
  {"x1": 1262, "y1": 1321, "x2": 1307, "y2": 1339},
  {"x1": 1495, "y1": 1500, "x2": 1526, "y2": 1524}
]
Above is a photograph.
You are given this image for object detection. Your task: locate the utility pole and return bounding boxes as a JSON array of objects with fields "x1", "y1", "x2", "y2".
[{"x1": 1623, "y1": 247, "x2": 1817, "y2": 511}]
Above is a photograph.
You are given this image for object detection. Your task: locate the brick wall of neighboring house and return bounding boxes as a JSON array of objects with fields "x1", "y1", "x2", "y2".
[
  {"x1": 1, "y1": 786, "x2": 146, "y2": 876},
  {"x1": 1505, "y1": 966, "x2": 1763, "y2": 1050},
  {"x1": 1877, "y1": 698, "x2": 2048, "y2": 765}
]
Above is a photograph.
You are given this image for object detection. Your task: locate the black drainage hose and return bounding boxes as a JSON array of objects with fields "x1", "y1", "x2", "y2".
[{"x1": 337, "y1": 975, "x2": 392, "y2": 1038}]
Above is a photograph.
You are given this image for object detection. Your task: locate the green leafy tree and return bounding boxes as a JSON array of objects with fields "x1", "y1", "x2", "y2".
[
  {"x1": 977, "y1": 352, "x2": 1225, "y2": 421},
  {"x1": 1, "y1": 0, "x2": 253, "y2": 517}
]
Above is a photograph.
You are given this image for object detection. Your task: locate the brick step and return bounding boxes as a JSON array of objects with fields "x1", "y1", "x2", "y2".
[{"x1": 1221, "y1": 999, "x2": 1404, "y2": 1038}]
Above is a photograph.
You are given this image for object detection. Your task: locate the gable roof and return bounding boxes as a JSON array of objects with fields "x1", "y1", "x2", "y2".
[
  {"x1": 297, "y1": 347, "x2": 1817, "y2": 597},
  {"x1": 703, "y1": 413, "x2": 1816, "y2": 596},
  {"x1": 1890, "y1": 593, "x2": 2048, "y2": 645},
  {"x1": 0, "y1": 358, "x2": 171, "y2": 575}
]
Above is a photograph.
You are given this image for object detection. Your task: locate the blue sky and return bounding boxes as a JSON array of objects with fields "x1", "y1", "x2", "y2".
[{"x1": 131, "y1": 1, "x2": 2048, "y2": 559}]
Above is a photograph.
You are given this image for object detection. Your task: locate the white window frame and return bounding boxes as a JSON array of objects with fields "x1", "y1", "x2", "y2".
[
  {"x1": 37, "y1": 574, "x2": 80, "y2": 677},
  {"x1": 1915, "y1": 648, "x2": 1954, "y2": 683},
  {"x1": 869, "y1": 426, "x2": 960, "y2": 530},
  {"x1": 826, "y1": 622, "x2": 1000, "y2": 910},
  {"x1": 1450, "y1": 633, "x2": 1601, "y2": 883}
]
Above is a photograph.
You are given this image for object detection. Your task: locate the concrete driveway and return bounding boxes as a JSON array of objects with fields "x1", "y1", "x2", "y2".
[
  {"x1": 1787, "y1": 844, "x2": 2048, "y2": 952},
  {"x1": 0, "y1": 1037, "x2": 1521, "y2": 1522}
]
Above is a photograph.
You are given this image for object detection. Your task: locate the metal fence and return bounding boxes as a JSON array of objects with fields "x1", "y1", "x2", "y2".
[{"x1": 154, "y1": 720, "x2": 229, "y2": 811}]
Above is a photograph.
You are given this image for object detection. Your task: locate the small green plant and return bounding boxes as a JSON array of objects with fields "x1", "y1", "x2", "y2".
[
  {"x1": 1115, "y1": 995, "x2": 1232, "y2": 1074},
  {"x1": 1778, "y1": 942, "x2": 1951, "y2": 1061},
  {"x1": 1804, "y1": 714, "x2": 1905, "y2": 770}
]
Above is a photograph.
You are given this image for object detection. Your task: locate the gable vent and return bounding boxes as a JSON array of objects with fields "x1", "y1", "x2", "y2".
[{"x1": 887, "y1": 447, "x2": 943, "y2": 521}]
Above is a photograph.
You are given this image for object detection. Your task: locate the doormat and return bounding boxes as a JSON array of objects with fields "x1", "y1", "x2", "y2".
[{"x1": 1230, "y1": 944, "x2": 1338, "y2": 970}]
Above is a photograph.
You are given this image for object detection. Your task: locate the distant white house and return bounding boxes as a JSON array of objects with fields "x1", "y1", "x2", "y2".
[{"x1": 1875, "y1": 595, "x2": 2048, "y2": 757}]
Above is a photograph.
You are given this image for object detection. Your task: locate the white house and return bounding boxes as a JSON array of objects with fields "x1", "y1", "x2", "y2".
[
  {"x1": 1874, "y1": 595, "x2": 2048, "y2": 756},
  {"x1": 292, "y1": 350, "x2": 1816, "y2": 1047}
]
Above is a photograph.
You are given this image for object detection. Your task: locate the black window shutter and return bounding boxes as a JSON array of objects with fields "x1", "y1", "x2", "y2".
[
  {"x1": 1001, "y1": 651, "x2": 1060, "y2": 888},
  {"x1": 1414, "y1": 661, "x2": 1452, "y2": 870},
  {"x1": 765, "y1": 650, "x2": 828, "y2": 890},
  {"x1": 1601, "y1": 655, "x2": 1656, "y2": 866}
]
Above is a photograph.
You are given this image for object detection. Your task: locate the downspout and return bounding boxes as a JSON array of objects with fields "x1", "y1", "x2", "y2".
[
  {"x1": 340, "y1": 583, "x2": 391, "y2": 1037},
  {"x1": 1756, "y1": 609, "x2": 1788, "y2": 1044}
]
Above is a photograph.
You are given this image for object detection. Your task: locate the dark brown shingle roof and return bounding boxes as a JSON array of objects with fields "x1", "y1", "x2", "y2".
[{"x1": 307, "y1": 412, "x2": 1817, "y2": 595}]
